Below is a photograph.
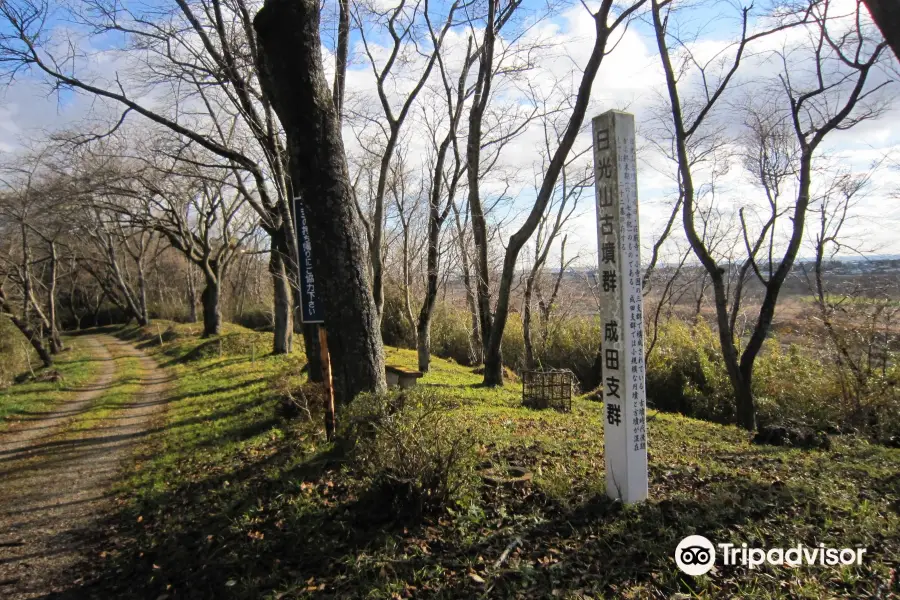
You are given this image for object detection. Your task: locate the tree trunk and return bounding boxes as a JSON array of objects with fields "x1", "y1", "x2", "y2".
[
  {"x1": 301, "y1": 321, "x2": 324, "y2": 382},
  {"x1": 187, "y1": 265, "x2": 198, "y2": 323},
  {"x1": 401, "y1": 233, "x2": 418, "y2": 343},
  {"x1": 734, "y1": 375, "x2": 756, "y2": 431},
  {"x1": 270, "y1": 235, "x2": 293, "y2": 355},
  {"x1": 48, "y1": 242, "x2": 63, "y2": 353},
  {"x1": 862, "y1": 0, "x2": 900, "y2": 62},
  {"x1": 91, "y1": 292, "x2": 105, "y2": 327},
  {"x1": 415, "y1": 183, "x2": 444, "y2": 372},
  {"x1": 21, "y1": 223, "x2": 31, "y2": 322},
  {"x1": 523, "y1": 274, "x2": 536, "y2": 370},
  {"x1": 416, "y1": 323, "x2": 431, "y2": 373},
  {"x1": 106, "y1": 242, "x2": 148, "y2": 327},
  {"x1": 137, "y1": 259, "x2": 150, "y2": 326},
  {"x1": 293, "y1": 286, "x2": 324, "y2": 382},
  {"x1": 453, "y1": 204, "x2": 481, "y2": 365},
  {"x1": 255, "y1": 0, "x2": 386, "y2": 404},
  {"x1": 200, "y1": 275, "x2": 222, "y2": 337},
  {"x1": 469, "y1": 0, "x2": 619, "y2": 387},
  {"x1": 416, "y1": 312, "x2": 437, "y2": 373}
]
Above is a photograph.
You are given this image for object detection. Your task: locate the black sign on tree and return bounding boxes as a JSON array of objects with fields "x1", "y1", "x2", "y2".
[
  {"x1": 293, "y1": 198, "x2": 334, "y2": 439},
  {"x1": 293, "y1": 198, "x2": 325, "y2": 324}
]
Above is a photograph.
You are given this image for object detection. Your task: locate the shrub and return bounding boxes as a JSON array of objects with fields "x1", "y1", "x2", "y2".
[
  {"x1": 341, "y1": 388, "x2": 477, "y2": 516},
  {"x1": 532, "y1": 315, "x2": 601, "y2": 390},
  {"x1": 231, "y1": 306, "x2": 275, "y2": 331},
  {"x1": 270, "y1": 359, "x2": 324, "y2": 421},
  {"x1": 0, "y1": 319, "x2": 31, "y2": 388},
  {"x1": 645, "y1": 318, "x2": 734, "y2": 423},
  {"x1": 430, "y1": 303, "x2": 477, "y2": 365},
  {"x1": 380, "y1": 288, "x2": 416, "y2": 349},
  {"x1": 500, "y1": 314, "x2": 526, "y2": 371},
  {"x1": 752, "y1": 342, "x2": 843, "y2": 428}
]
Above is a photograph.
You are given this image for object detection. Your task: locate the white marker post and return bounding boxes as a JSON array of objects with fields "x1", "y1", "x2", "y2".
[{"x1": 592, "y1": 110, "x2": 648, "y2": 504}]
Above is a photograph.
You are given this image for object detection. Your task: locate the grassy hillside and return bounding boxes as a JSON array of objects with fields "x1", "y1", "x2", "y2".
[
  {"x1": 62, "y1": 323, "x2": 900, "y2": 598},
  {"x1": 0, "y1": 333, "x2": 102, "y2": 429}
]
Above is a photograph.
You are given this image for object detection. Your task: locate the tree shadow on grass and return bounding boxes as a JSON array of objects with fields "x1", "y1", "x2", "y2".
[{"x1": 47, "y1": 431, "x2": 844, "y2": 600}]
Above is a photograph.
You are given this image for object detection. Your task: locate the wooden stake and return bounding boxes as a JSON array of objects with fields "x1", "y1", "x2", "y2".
[
  {"x1": 251, "y1": 342, "x2": 256, "y2": 364},
  {"x1": 318, "y1": 325, "x2": 336, "y2": 441},
  {"x1": 156, "y1": 324, "x2": 164, "y2": 346}
]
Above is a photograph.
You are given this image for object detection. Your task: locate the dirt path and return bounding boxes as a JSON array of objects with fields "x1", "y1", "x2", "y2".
[{"x1": 0, "y1": 334, "x2": 170, "y2": 598}]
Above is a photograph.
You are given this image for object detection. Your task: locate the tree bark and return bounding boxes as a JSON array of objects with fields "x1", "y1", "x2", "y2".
[
  {"x1": 332, "y1": 0, "x2": 350, "y2": 118},
  {"x1": 863, "y1": 0, "x2": 900, "y2": 61},
  {"x1": 255, "y1": 0, "x2": 386, "y2": 404},
  {"x1": 523, "y1": 275, "x2": 536, "y2": 370},
  {"x1": 136, "y1": 257, "x2": 150, "y2": 326},
  {"x1": 416, "y1": 324, "x2": 431, "y2": 373},
  {"x1": 415, "y1": 214, "x2": 438, "y2": 371},
  {"x1": 270, "y1": 234, "x2": 293, "y2": 354},
  {"x1": 200, "y1": 274, "x2": 222, "y2": 337},
  {"x1": 47, "y1": 241, "x2": 63, "y2": 353},
  {"x1": 292, "y1": 286, "x2": 324, "y2": 382},
  {"x1": 301, "y1": 321, "x2": 324, "y2": 382},
  {"x1": 187, "y1": 264, "x2": 198, "y2": 323},
  {"x1": 471, "y1": 0, "x2": 626, "y2": 386}
]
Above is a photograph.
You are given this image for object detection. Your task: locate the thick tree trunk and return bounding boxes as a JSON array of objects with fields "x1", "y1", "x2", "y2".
[
  {"x1": 863, "y1": 0, "x2": 900, "y2": 62},
  {"x1": 270, "y1": 236, "x2": 293, "y2": 355},
  {"x1": 292, "y1": 284, "x2": 324, "y2": 381},
  {"x1": 200, "y1": 276, "x2": 222, "y2": 338},
  {"x1": 734, "y1": 372, "x2": 757, "y2": 431},
  {"x1": 416, "y1": 324, "x2": 431, "y2": 373},
  {"x1": 255, "y1": 0, "x2": 386, "y2": 404},
  {"x1": 301, "y1": 321, "x2": 324, "y2": 382}
]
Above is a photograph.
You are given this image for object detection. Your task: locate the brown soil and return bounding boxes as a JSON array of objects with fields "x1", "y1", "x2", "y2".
[{"x1": 0, "y1": 334, "x2": 170, "y2": 599}]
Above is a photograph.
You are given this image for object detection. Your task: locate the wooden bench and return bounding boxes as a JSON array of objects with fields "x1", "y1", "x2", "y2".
[{"x1": 385, "y1": 365, "x2": 424, "y2": 389}]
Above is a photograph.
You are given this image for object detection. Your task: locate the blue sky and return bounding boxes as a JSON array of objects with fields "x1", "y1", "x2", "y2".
[{"x1": 0, "y1": 0, "x2": 897, "y2": 264}]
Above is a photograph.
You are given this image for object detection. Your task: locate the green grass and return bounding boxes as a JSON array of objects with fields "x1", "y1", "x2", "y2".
[
  {"x1": 0, "y1": 335, "x2": 103, "y2": 430},
  {"x1": 66, "y1": 322, "x2": 899, "y2": 599}
]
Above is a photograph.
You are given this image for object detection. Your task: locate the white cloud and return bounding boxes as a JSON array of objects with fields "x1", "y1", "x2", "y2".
[{"x1": 2, "y1": 0, "x2": 898, "y2": 266}]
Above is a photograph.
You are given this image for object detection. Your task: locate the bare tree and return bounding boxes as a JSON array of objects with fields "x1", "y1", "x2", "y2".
[
  {"x1": 0, "y1": 0, "x2": 310, "y2": 356},
  {"x1": 521, "y1": 134, "x2": 591, "y2": 369},
  {"x1": 254, "y1": 0, "x2": 387, "y2": 404},
  {"x1": 651, "y1": 0, "x2": 892, "y2": 429},
  {"x1": 351, "y1": 0, "x2": 467, "y2": 321},
  {"x1": 127, "y1": 154, "x2": 257, "y2": 337},
  {"x1": 468, "y1": 0, "x2": 646, "y2": 386},
  {"x1": 415, "y1": 35, "x2": 475, "y2": 371}
]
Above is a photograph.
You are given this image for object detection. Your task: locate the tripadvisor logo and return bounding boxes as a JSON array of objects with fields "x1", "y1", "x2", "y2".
[
  {"x1": 675, "y1": 535, "x2": 716, "y2": 575},
  {"x1": 675, "y1": 535, "x2": 867, "y2": 576}
]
